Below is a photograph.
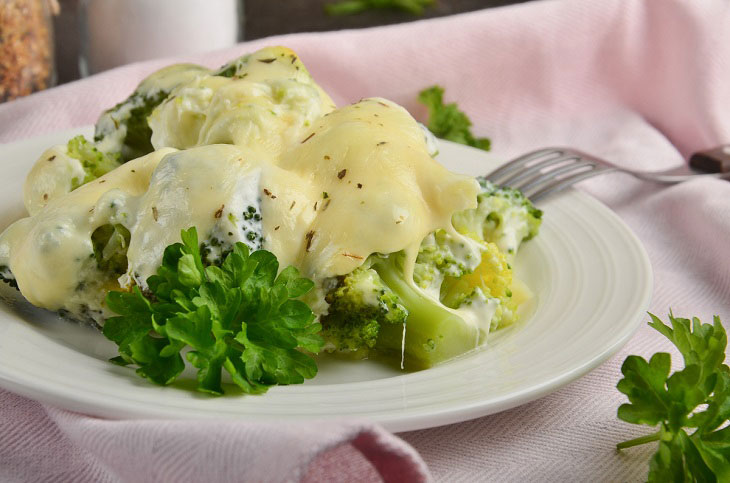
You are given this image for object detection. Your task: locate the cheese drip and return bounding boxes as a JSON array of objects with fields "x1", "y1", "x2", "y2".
[{"x1": 275, "y1": 97, "x2": 479, "y2": 280}]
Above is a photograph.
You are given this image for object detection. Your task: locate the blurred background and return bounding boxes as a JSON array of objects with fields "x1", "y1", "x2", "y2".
[{"x1": 1, "y1": 0, "x2": 526, "y2": 101}]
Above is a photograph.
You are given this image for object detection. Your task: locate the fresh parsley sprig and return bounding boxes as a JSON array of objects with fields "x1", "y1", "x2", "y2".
[
  {"x1": 617, "y1": 312, "x2": 730, "y2": 481},
  {"x1": 103, "y1": 227, "x2": 324, "y2": 395},
  {"x1": 418, "y1": 85, "x2": 491, "y2": 151},
  {"x1": 325, "y1": 0, "x2": 434, "y2": 16}
]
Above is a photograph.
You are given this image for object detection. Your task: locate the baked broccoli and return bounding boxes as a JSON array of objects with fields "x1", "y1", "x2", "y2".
[
  {"x1": 439, "y1": 240, "x2": 517, "y2": 331},
  {"x1": 200, "y1": 204, "x2": 265, "y2": 267},
  {"x1": 91, "y1": 223, "x2": 131, "y2": 277},
  {"x1": 94, "y1": 90, "x2": 170, "y2": 162},
  {"x1": 318, "y1": 226, "x2": 514, "y2": 369},
  {"x1": 452, "y1": 177, "x2": 543, "y2": 257},
  {"x1": 66, "y1": 135, "x2": 122, "y2": 189},
  {"x1": 320, "y1": 176, "x2": 541, "y2": 370},
  {"x1": 369, "y1": 248, "x2": 485, "y2": 370},
  {"x1": 412, "y1": 229, "x2": 480, "y2": 293},
  {"x1": 94, "y1": 63, "x2": 210, "y2": 162},
  {"x1": 320, "y1": 260, "x2": 408, "y2": 356}
]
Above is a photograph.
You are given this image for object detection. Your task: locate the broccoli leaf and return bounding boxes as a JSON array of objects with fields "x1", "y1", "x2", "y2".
[
  {"x1": 418, "y1": 85, "x2": 490, "y2": 151},
  {"x1": 616, "y1": 312, "x2": 730, "y2": 482},
  {"x1": 103, "y1": 227, "x2": 323, "y2": 395}
]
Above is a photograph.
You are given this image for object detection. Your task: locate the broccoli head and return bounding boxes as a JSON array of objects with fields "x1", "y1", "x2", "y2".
[
  {"x1": 94, "y1": 63, "x2": 210, "y2": 162},
  {"x1": 370, "y1": 229, "x2": 516, "y2": 369},
  {"x1": 440, "y1": 240, "x2": 517, "y2": 330},
  {"x1": 91, "y1": 223, "x2": 131, "y2": 277},
  {"x1": 94, "y1": 90, "x2": 169, "y2": 162},
  {"x1": 320, "y1": 261, "x2": 408, "y2": 356},
  {"x1": 66, "y1": 135, "x2": 122, "y2": 189},
  {"x1": 452, "y1": 177, "x2": 542, "y2": 257},
  {"x1": 413, "y1": 229, "x2": 481, "y2": 293}
]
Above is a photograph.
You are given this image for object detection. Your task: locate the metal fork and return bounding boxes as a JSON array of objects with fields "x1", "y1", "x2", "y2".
[{"x1": 486, "y1": 147, "x2": 730, "y2": 202}]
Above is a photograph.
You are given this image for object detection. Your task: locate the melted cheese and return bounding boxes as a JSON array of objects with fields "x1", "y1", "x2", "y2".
[
  {"x1": 3, "y1": 96, "x2": 478, "y2": 326},
  {"x1": 23, "y1": 145, "x2": 86, "y2": 216},
  {"x1": 0, "y1": 149, "x2": 175, "y2": 319},
  {"x1": 276, "y1": 98, "x2": 479, "y2": 279},
  {"x1": 149, "y1": 46, "x2": 336, "y2": 160},
  {"x1": 95, "y1": 63, "x2": 211, "y2": 156},
  {"x1": 23, "y1": 64, "x2": 212, "y2": 217}
]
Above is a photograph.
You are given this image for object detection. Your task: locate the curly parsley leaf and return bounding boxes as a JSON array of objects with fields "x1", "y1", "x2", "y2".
[
  {"x1": 616, "y1": 312, "x2": 730, "y2": 481},
  {"x1": 103, "y1": 227, "x2": 323, "y2": 395},
  {"x1": 324, "y1": 0, "x2": 434, "y2": 16},
  {"x1": 418, "y1": 85, "x2": 491, "y2": 151}
]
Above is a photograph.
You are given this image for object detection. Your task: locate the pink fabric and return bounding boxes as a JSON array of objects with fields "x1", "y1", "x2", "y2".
[{"x1": 1, "y1": 0, "x2": 729, "y2": 480}]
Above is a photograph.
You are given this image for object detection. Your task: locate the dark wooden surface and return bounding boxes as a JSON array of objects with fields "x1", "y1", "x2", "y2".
[{"x1": 54, "y1": 0, "x2": 526, "y2": 85}]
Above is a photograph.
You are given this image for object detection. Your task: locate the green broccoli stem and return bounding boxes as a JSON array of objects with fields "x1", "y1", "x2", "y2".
[{"x1": 372, "y1": 256, "x2": 479, "y2": 370}]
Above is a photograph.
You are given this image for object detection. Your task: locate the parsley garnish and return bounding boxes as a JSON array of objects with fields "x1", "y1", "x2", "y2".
[
  {"x1": 418, "y1": 85, "x2": 491, "y2": 151},
  {"x1": 617, "y1": 312, "x2": 730, "y2": 481},
  {"x1": 103, "y1": 227, "x2": 323, "y2": 395},
  {"x1": 324, "y1": 0, "x2": 434, "y2": 16}
]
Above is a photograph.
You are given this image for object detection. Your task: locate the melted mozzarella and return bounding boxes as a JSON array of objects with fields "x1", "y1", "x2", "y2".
[
  {"x1": 0, "y1": 149, "x2": 175, "y2": 319},
  {"x1": 123, "y1": 145, "x2": 316, "y2": 289},
  {"x1": 95, "y1": 63, "x2": 211, "y2": 156},
  {"x1": 276, "y1": 98, "x2": 479, "y2": 280},
  {"x1": 149, "y1": 46, "x2": 336, "y2": 160},
  {"x1": 2, "y1": 97, "x2": 478, "y2": 326},
  {"x1": 23, "y1": 64, "x2": 211, "y2": 217}
]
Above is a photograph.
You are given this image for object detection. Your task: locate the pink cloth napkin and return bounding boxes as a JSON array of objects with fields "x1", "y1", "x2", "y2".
[{"x1": 1, "y1": 0, "x2": 730, "y2": 480}]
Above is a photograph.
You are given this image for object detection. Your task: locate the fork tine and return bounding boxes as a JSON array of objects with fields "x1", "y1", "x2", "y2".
[
  {"x1": 526, "y1": 166, "x2": 612, "y2": 201},
  {"x1": 486, "y1": 148, "x2": 566, "y2": 185},
  {"x1": 499, "y1": 154, "x2": 584, "y2": 189},
  {"x1": 514, "y1": 159, "x2": 596, "y2": 192}
]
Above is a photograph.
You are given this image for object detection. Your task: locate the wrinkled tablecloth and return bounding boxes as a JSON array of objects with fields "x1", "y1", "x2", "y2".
[{"x1": 1, "y1": 0, "x2": 729, "y2": 480}]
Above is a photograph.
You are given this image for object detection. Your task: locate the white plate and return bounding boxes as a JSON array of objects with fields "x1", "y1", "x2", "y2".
[{"x1": 0, "y1": 128, "x2": 652, "y2": 432}]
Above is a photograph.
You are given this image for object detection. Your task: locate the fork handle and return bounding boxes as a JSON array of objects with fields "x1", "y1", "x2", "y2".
[{"x1": 689, "y1": 145, "x2": 730, "y2": 173}]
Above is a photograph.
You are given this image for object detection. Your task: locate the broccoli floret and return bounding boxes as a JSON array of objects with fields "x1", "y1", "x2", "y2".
[
  {"x1": 66, "y1": 136, "x2": 122, "y2": 189},
  {"x1": 94, "y1": 90, "x2": 169, "y2": 162},
  {"x1": 200, "y1": 204, "x2": 264, "y2": 266},
  {"x1": 368, "y1": 230, "x2": 515, "y2": 369},
  {"x1": 452, "y1": 177, "x2": 542, "y2": 257},
  {"x1": 320, "y1": 261, "x2": 408, "y2": 356},
  {"x1": 318, "y1": 229, "x2": 504, "y2": 368},
  {"x1": 440, "y1": 241, "x2": 517, "y2": 330},
  {"x1": 92, "y1": 64, "x2": 209, "y2": 163},
  {"x1": 413, "y1": 229, "x2": 480, "y2": 293},
  {"x1": 91, "y1": 223, "x2": 131, "y2": 276},
  {"x1": 370, "y1": 252, "x2": 483, "y2": 370}
]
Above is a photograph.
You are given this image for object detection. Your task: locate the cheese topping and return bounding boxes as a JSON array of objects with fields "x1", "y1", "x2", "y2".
[
  {"x1": 94, "y1": 63, "x2": 211, "y2": 157},
  {"x1": 23, "y1": 145, "x2": 86, "y2": 216},
  {"x1": 149, "y1": 46, "x2": 336, "y2": 160},
  {"x1": 1, "y1": 97, "x2": 478, "y2": 324},
  {"x1": 0, "y1": 149, "x2": 175, "y2": 320}
]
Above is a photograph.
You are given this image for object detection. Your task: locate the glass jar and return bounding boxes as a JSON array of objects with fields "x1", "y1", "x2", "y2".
[
  {"x1": 79, "y1": 0, "x2": 244, "y2": 77},
  {"x1": 0, "y1": 0, "x2": 58, "y2": 102}
]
